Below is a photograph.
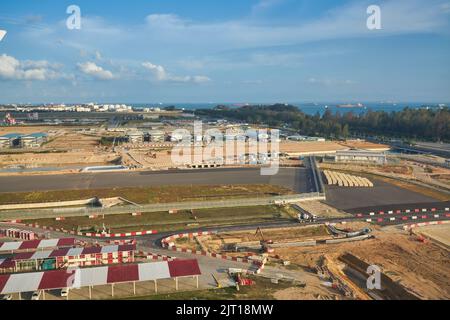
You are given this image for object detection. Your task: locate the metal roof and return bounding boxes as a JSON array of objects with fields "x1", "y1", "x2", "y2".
[
  {"x1": 0, "y1": 238, "x2": 76, "y2": 252},
  {"x1": 0, "y1": 133, "x2": 22, "y2": 139},
  {"x1": 0, "y1": 259, "x2": 201, "y2": 294},
  {"x1": 0, "y1": 244, "x2": 136, "y2": 266},
  {"x1": 22, "y1": 132, "x2": 48, "y2": 138}
]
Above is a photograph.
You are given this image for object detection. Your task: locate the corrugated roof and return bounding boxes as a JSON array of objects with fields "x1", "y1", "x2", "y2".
[
  {"x1": 0, "y1": 133, "x2": 22, "y2": 139},
  {"x1": 0, "y1": 259, "x2": 201, "y2": 294},
  {"x1": 168, "y1": 260, "x2": 201, "y2": 278},
  {"x1": 0, "y1": 238, "x2": 76, "y2": 252},
  {"x1": 23, "y1": 132, "x2": 48, "y2": 138},
  {"x1": 4, "y1": 244, "x2": 135, "y2": 263}
]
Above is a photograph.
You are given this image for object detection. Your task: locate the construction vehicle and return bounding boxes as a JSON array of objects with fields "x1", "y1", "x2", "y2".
[
  {"x1": 298, "y1": 212, "x2": 318, "y2": 223},
  {"x1": 236, "y1": 273, "x2": 254, "y2": 286},
  {"x1": 416, "y1": 235, "x2": 428, "y2": 244},
  {"x1": 228, "y1": 269, "x2": 255, "y2": 287},
  {"x1": 255, "y1": 228, "x2": 274, "y2": 253}
]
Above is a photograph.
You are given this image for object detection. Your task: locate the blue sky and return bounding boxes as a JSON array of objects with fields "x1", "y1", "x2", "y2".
[{"x1": 0, "y1": 0, "x2": 449, "y2": 104}]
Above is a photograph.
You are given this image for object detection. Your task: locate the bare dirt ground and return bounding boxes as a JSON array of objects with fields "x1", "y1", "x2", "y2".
[
  {"x1": 279, "y1": 141, "x2": 347, "y2": 154},
  {"x1": 194, "y1": 225, "x2": 331, "y2": 253},
  {"x1": 0, "y1": 151, "x2": 118, "y2": 168},
  {"x1": 415, "y1": 224, "x2": 450, "y2": 248},
  {"x1": 0, "y1": 127, "x2": 119, "y2": 169},
  {"x1": 274, "y1": 222, "x2": 450, "y2": 300},
  {"x1": 337, "y1": 140, "x2": 390, "y2": 151}
]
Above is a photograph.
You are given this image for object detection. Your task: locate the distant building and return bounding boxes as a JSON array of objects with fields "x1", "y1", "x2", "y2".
[
  {"x1": 445, "y1": 159, "x2": 450, "y2": 168},
  {"x1": 287, "y1": 135, "x2": 326, "y2": 142},
  {"x1": 126, "y1": 131, "x2": 144, "y2": 144},
  {"x1": 147, "y1": 130, "x2": 165, "y2": 142},
  {"x1": 0, "y1": 136, "x2": 10, "y2": 149},
  {"x1": 334, "y1": 150, "x2": 387, "y2": 165},
  {"x1": 21, "y1": 133, "x2": 48, "y2": 148},
  {"x1": 0, "y1": 133, "x2": 22, "y2": 148}
]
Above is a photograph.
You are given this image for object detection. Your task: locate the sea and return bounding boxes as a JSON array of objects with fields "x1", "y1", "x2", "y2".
[{"x1": 129, "y1": 102, "x2": 448, "y2": 116}]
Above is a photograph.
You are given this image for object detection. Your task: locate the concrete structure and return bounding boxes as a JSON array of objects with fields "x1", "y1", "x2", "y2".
[
  {"x1": 147, "y1": 130, "x2": 165, "y2": 142},
  {"x1": 333, "y1": 150, "x2": 387, "y2": 165},
  {"x1": 287, "y1": 135, "x2": 326, "y2": 142},
  {"x1": 20, "y1": 133, "x2": 48, "y2": 148},
  {"x1": 0, "y1": 136, "x2": 9, "y2": 149},
  {"x1": 0, "y1": 133, "x2": 22, "y2": 147},
  {"x1": 446, "y1": 159, "x2": 450, "y2": 168},
  {"x1": 126, "y1": 131, "x2": 144, "y2": 144}
]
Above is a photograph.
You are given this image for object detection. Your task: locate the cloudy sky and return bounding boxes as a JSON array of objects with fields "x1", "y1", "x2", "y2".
[{"x1": 0, "y1": 0, "x2": 449, "y2": 103}]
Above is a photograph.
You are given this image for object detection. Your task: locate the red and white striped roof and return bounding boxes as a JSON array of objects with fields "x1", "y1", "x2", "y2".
[
  {"x1": 0, "y1": 259, "x2": 201, "y2": 294},
  {"x1": 0, "y1": 238, "x2": 76, "y2": 252},
  {"x1": 0, "y1": 244, "x2": 136, "y2": 269}
]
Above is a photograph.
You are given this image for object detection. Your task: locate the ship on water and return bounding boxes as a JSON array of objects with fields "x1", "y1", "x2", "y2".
[{"x1": 336, "y1": 103, "x2": 365, "y2": 108}]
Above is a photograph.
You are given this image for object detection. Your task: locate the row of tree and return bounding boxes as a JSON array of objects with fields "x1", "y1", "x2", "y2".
[{"x1": 195, "y1": 104, "x2": 450, "y2": 142}]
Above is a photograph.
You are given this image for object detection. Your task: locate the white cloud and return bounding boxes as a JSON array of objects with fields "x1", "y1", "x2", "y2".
[
  {"x1": 0, "y1": 54, "x2": 63, "y2": 81},
  {"x1": 252, "y1": 0, "x2": 285, "y2": 14},
  {"x1": 77, "y1": 62, "x2": 114, "y2": 80},
  {"x1": 138, "y1": 0, "x2": 450, "y2": 51},
  {"x1": 142, "y1": 61, "x2": 210, "y2": 84}
]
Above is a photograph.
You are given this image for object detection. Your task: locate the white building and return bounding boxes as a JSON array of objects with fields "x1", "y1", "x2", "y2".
[{"x1": 334, "y1": 150, "x2": 387, "y2": 165}]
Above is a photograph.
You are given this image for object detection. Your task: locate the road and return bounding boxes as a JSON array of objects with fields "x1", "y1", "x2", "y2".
[{"x1": 0, "y1": 167, "x2": 311, "y2": 193}]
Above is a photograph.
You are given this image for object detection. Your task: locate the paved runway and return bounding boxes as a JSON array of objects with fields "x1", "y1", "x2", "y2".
[
  {"x1": 324, "y1": 179, "x2": 440, "y2": 210},
  {"x1": 0, "y1": 167, "x2": 311, "y2": 193}
]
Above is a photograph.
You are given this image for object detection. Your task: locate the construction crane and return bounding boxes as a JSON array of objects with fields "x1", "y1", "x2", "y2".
[{"x1": 255, "y1": 228, "x2": 274, "y2": 253}]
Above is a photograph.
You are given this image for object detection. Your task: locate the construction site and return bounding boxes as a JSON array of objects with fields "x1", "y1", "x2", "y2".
[
  {"x1": 0, "y1": 113, "x2": 449, "y2": 301},
  {"x1": 165, "y1": 221, "x2": 450, "y2": 300}
]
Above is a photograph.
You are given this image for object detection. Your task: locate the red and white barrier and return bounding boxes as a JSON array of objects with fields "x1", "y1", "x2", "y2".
[
  {"x1": 161, "y1": 231, "x2": 258, "y2": 270},
  {"x1": 403, "y1": 220, "x2": 450, "y2": 230},
  {"x1": 0, "y1": 228, "x2": 36, "y2": 241}
]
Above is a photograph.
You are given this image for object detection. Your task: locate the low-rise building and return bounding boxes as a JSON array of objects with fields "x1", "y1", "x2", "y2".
[
  {"x1": 0, "y1": 133, "x2": 22, "y2": 148},
  {"x1": 126, "y1": 130, "x2": 144, "y2": 144},
  {"x1": 147, "y1": 130, "x2": 165, "y2": 142},
  {"x1": 0, "y1": 136, "x2": 9, "y2": 149},
  {"x1": 21, "y1": 133, "x2": 48, "y2": 148},
  {"x1": 334, "y1": 150, "x2": 387, "y2": 165}
]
